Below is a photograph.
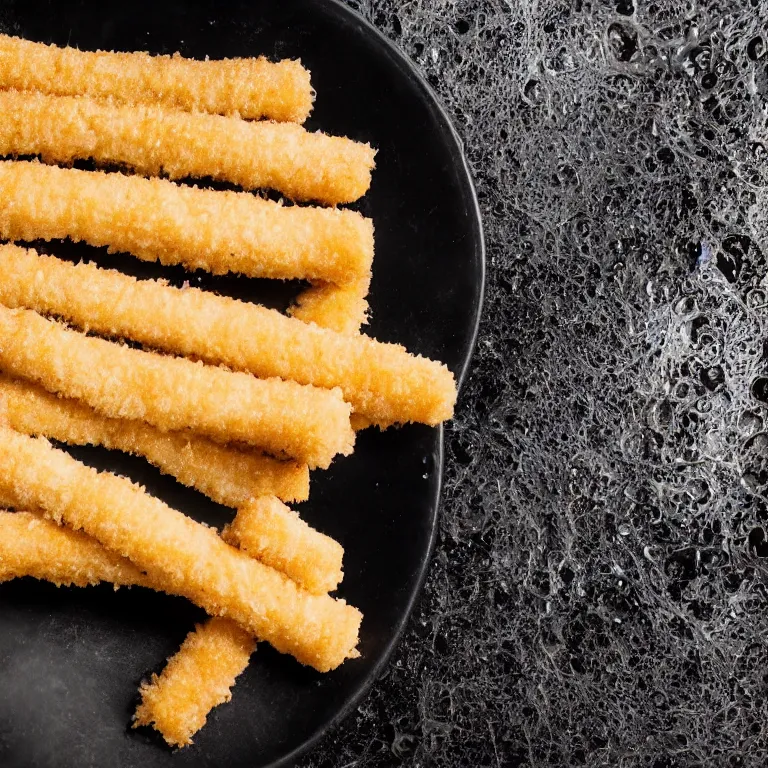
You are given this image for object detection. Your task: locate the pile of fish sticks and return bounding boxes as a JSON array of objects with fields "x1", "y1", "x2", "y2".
[{"x1": 0, "y1": 35, "x2": 457, "y2": 747}]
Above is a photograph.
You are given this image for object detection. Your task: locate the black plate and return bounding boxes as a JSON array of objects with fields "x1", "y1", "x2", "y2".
[{"x1": 0, "y1": 1, "x2": 484, "y2": 766}]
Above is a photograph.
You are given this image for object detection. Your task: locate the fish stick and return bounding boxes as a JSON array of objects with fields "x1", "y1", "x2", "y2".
[
  {"x1": 142, "y1": 497, "x2": 343, "y2": 743},
  {"x1": 0, "y1": 35, "x2": 312, "y2": 122},
  {"x1": 140, "y1": 494, "x2": 342, "y2": 746},
  {"x1": 290, "y1": 279, "x2": 371, "y2": 334},
  {"x1": 0, "y1": 91, "x2": 374, "y2": 205},
  {"x1": 0, "y1": 428, "x2": 362, "y2": 672},
  {"x1": 134, "y1": 618, "x2": 255, "y2": 748},
  {"x1": 0, "y1": 305, "x2": 354, "y2": 468},
  {"x1": 0, "y1": 160, "x2": 373, "y2": 285},
  {"x1": 222, "y1": 497, "x2": 343, "y2": 595},
  {"x1": 0, "y1": 511, "x2": 254, "y2": 745},
  {"x1": 0, "y1": 509, "x2": 150, "y2": 588},
  {"x1": 291, "y1": 281, "x2": 376, "y2": 430},
  {"x1": 0, "y1": 373, "x2": 336, "y2": 587},
  {"x1": 0, "y1": 375, "x2": 309, "y2": 505},
  {"x1": 0, "y1": 246, "x2": 454, "y2": 426}
]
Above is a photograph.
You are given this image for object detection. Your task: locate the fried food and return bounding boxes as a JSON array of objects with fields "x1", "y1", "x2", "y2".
[
  {"x1": 0, "y1": 305, "x2": 354, "y2": 468},
  {"x1": 222, "y1": 497, "x2": 343, "y2": 595},
  {"x1": 0, "y1": 375, "x2": 308, "y2": 505},
  {"x1": 0, "y1": 160, "x2": 373, "y2": 284},
  {"x1": 0, "y1": 509, "x2": 150, "y2": 588},
  {"x1": 290, "y1": 278, "x2": 371, "y2": 334},
  {"x1": 0, "y1": 510, "x2": 254, "y2": 746},
  {"x1": 134, "y1": 618, "x2": 256, "y2": 748},
  {"x1": 0, "y1": 505, "x2": 258, "y2": 746},
  {"x1": 138, "y1": 496, "x2": 343, "y2": 745},
  {"x1": 0, "y1": 246, "x2": 455, "y2": 426},
  {"x1": 0, "y1": 91, "x2": 374, "y2": 204},
  {"x1": 142, "y1": 497, "x2": 341, "y2": 745},
  {"x1": 0, "y1": 428, "x2": 362, "y2": 672},
  {"x1": 0, "y1": 35, "x2": 312, "y2": 122}
]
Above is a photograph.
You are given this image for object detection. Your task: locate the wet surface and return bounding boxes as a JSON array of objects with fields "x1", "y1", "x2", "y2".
[{"x1": 305, "y1": 2, "x2": 768, "y2": 766}]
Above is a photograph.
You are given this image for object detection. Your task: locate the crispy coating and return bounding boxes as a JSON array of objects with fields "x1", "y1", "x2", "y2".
[
  {"x1": 0, "y1": 510, "x2": 254, "y2": 745},
  {"x1": 0, "y1": 35, "x2": 312, "y2": 122},
  {"x1": 0, "y1": 375, "x2": 308, "y2": 505},
  {"x1": 222, "y1": 497, "x2": 344, "y2": 595},
  {"x1": 0, "y1": 246, "x2": 454, "y2": 426},
  {"x1": 0, "y1": 160, "x2": 373, "y2": 284},
  {"x1": 0, "y1": 428, "x2": 362, "y2": 671},
  {"x1": 143, "y1": 497, "x2": 340, "y2": 745},
  {"x1": 0, "y1": 91, "x2": 374, "y2": 204},
  {"x1": 0, "y1": 509, "x2": 150, "y2": 588},
  {"x1": 134, "y1": 618, "x2": 256, "y2": 748},
  {"x1": 290, "y1": 278, "x2": 371, "y2": 334},
  {"x1": 0, "y1": 305, "x2": 354, "y2": 468},
  {"x1": 0, "y1": 376, "x2": 333, "y2": 589}
]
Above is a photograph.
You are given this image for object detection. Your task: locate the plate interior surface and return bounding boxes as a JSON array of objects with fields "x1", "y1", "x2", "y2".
[{"x1": 0, "y1": 1, "x2": 484, "y2": 766}]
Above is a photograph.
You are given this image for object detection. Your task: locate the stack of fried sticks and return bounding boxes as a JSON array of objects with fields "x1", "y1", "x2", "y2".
[{"x1": 0, "y1": 35, "x2": 457, "y2": 747}]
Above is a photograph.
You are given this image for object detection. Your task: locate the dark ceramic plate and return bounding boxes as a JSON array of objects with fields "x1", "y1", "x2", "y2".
[{"x1": 0, "y1": 1, "x2": 484, "y2": 766}]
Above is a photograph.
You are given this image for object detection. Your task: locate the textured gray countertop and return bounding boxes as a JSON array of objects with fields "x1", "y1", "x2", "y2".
[{"x1": 304, "y1": 1, "x2": 768, "y2": 766}]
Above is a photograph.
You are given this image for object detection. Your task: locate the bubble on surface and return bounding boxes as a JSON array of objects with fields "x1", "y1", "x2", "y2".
[{"x1": 306, "y1": 2, "x2": 768, "y2": 766}]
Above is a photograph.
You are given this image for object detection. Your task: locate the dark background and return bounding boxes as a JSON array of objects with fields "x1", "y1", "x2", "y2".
[{"x1": 305, "y1": 1, "x2": 768, "y2": 766}]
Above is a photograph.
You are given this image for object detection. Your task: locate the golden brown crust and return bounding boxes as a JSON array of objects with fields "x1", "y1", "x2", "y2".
[
  {"x1": 0, "y1": 375, "x2": 309, "y2": 505},
  {"x1": 0, "y1": 160, "x2": 373, "y2": 284},
  {"x1": 289, "y1": 278, "x2": 371, "y2": 334},
  {"x1": 0, "y1": 428, "x2": 361, "y2": 672},
  {"x1": 134, "y1": 618, "x2": 256, "y2": 747},
  {"x1": 0, "y1": 510, "x2": 149, "y2": 588},
  {"x1": 223, "y1": 497, "x2": 344, "y2": 595},
  {"x1": 0, "y1": 510, "x2": 255, "y2": 746},
  {"x1": 0, "y1": 91, "x2": 374, "y2": 204},
  {"x1": 0, "y1": 35, "x2": 313, "y2": 122},
  {"x1": 0, "y1": 305, "x2": 354, "y2": 468},
  {"x1": 0, "y1": 246, "x2": 454, "y2": 427}
]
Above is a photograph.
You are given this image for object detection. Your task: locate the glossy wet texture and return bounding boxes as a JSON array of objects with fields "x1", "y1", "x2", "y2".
[{"x1": 312, "y1": 2, "x2": 768, "y2": 766}]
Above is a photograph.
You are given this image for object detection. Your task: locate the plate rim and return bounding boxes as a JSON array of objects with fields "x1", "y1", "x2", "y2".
[{"x1": 272, "y1": 2, "x2": 486, "y2": 765}]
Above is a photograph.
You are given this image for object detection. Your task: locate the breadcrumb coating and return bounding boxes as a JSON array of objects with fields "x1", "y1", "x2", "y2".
[
  {"x1": 0, "y1": 429, "x2": 362, "y2": 672},
  {"x1": 0, "y1": 305, "x2": 354, "y2": 469},
  {"x1": 0, "y1": 511, "x2": 255, "y2": 746},
  {"x1": 0, "y1": 509, "x2": 150, "y2": 588},
  {"x1": 290, "y1": 278, "x2": 371, "y2": 334},
  {"x1": 0, "y1": 91, "x2": 374, "y2": 204},
  {"x1": 134, "y1": 618, "x2": 256, "y2": 748},
  {"x1": 0, "y1": 246, "x2": 454, "y2": 426},
  {"x1": 0, "y1": 160, "x2": 373, "y2": 284},
  {"x1": 0, "y1": 35, "x2": 312, "y2": 122},
  {"x1": 223, "y1": 497, "x2": 344, "y2": 595},
  {"x1": 0, "y1": 375, "x2": 309, "y2": 505},
  {"x1": 142, "y1": 494, "x2": 343, "y2": 746}
]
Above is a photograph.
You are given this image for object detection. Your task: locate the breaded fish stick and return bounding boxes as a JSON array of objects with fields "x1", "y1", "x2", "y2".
[
  {"x1": 0, "y1": 246, "x2": 454, "y2": 426},
  {"x1": 0, "y1": 91, "x2": 374, "y2": 205},
  {"x1": 141, "y1": 497, "x2": 344, "y2": 743},
  {"x1": 139, "y1": 494, "x2": 341, "y2": 745},
  {"x1": 0, "y1": 511, "x2": 254, "y2": 746},
  {"x1": 0, "y1": 160, "x2": 373, "y2": 285},
  {"x1": 0, "y1": 375, "x2": 308, "y2": 505},
  {"x1": 0, "y1": 35, "x2": 312, "y2": 122},
  {"x1": 0, "y1": 306, "x2": 354, "y2": 468},
  {"x1": 0, "y1": 428, "x2": 362, "y2": 672},
  {"x1": 134, "y1": 618, "x2": 256, "y2": 748},
  {"x1": 222, "y1": 497, "x2": 343, "y2": 595},
  {"x1": 140, "y1": 496, "x2": 343, "y2": 745},
  {"x1": 0, "y1": 509, "x2": 150, "y2": 588},
  {"x1": 290, "y1": 278, "x2": 371, "y2": 334}
]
